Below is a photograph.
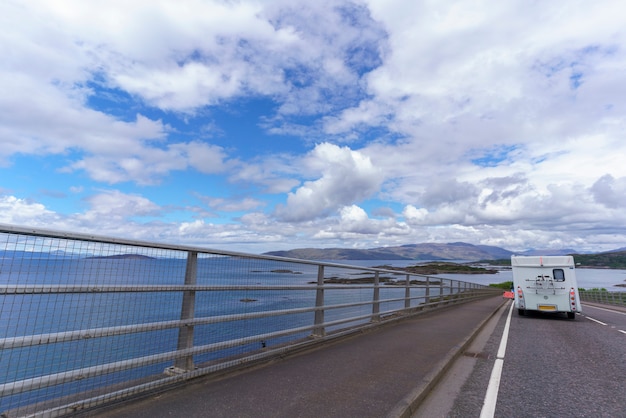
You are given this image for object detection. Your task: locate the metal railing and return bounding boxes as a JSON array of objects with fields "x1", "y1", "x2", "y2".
[
  {"x1": 0, "y1": 224, "x2": 498, "y2": 417},
  {"x1": 579, "y1": 289, "x2": 626, "y2": 307}
]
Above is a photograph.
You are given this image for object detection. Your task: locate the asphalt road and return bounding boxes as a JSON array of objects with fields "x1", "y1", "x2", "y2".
[{"x1": 444, "y1": 302, "x2": 626, "y2": 418}]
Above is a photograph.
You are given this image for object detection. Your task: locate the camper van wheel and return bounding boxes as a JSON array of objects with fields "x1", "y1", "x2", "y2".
[
  {"x1": 567, "y1": 312, "x2": 575, "y2": 320},
  {"x1": 518, "y1": 309, "x2": 525, "y2": 316}
]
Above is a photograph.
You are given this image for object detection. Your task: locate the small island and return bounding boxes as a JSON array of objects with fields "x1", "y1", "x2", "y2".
[
  {"x1": 306, "y1": 262, "x2": 497, "y2": 285},
  {"x1": 373, "y1": 262, "x2": 498, "y2": 275},
  {"x1": 85, "y1": 254, "x2": 156, "y2": 260},
  {"x1": 317, "y1": 276, "x2": 441, "y2": 285}
]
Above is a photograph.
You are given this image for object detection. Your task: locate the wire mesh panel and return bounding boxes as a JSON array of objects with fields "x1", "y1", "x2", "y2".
[
  {"x1": 579, "y1": 289, "x2": 626, "y2": 307},
  {"x1": 189, "y1": 256, "x2": 319, "y2": 366},
  {"x1": 0, "y1": 232, "x2": 187, "y2": 414},
  {"x1": 0, "y1": 226, "x2": 497, "y2": 417}
]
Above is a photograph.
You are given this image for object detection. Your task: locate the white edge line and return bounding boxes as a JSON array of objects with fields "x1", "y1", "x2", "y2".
[
  {"x1": 496, "y1": 301, "x2": 514, "y2": 359},
  {"x1": 479, "y1": 300, "x2": 514, "y2": 418},
  {"x1": 618, "y1": 330, "x2": 626, "y2": 335}
]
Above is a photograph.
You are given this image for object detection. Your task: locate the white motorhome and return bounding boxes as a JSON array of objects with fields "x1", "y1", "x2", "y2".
[{"x1": 511, "y1": 255, "x2": 581, "y2": 319}]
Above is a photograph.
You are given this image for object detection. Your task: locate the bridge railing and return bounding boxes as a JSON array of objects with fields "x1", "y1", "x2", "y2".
[
  {"x1": 579, "y1": 289, "x2": 626, "y2": 307},
  {"x1": 0, "y1": 224, "x2": 498, "y2": 417}
]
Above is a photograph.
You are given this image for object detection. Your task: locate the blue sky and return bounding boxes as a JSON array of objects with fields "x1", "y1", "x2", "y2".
[{"x1": 2, "y1": 0, "x2": 626, "y2": 254}]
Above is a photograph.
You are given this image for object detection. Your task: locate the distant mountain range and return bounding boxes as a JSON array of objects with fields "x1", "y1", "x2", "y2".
[
  {"x1": 0, "y1": 242, "x2": 613, "y2": 263},
  {"x1": 263, "y1": 242, "x2": 581, "y2": 261},
  {"x1": 0, "y1": 250, "x2": 149, "y2": 260}
]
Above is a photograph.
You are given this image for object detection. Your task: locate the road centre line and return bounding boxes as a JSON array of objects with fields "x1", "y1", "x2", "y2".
[
  {"x1": 582, "y1": 304, "x2": 626, "y2": 316},
  {"x1": 585, "y1": 316, "x2": 608, "y2": 326},
  {"x1": 584, "y1": 312, "x2": 626, "y2": 334},
  {"x1": 479, "y1": 300, "x2": 514, "y2": 418}
]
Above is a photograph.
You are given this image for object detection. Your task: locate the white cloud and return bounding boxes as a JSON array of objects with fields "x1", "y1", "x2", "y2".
[
  {"x1": 79, "y1": 190, "x2": 162, "y2": 222},
  {"x1": 346, "y1": 0, "x2": 626, "y2": 183},
  {"x1": 336, "y1": 205, "x2": 379, "y2": 234},
  {"x1": 347, "y1": 1, "x2": 626, "y2": 251},
  {"x1": 0, "y1": 0, "x2": 383, "y2": 180},
  {"x1": 3, "y1": 0, "x2": 626, "y2": 254},
  {"x1": 229, "y1": 156, "x2": 302, "y2": 194},
  {"x1": 274, "y1": 143, "x2": 383, "y2": 221},
  {"x1": 173, "y1": 141, "x2": 232, "y2": 175},
  {"x1": 0, "y1": 196, "x2": 59, "y2": 225},
  {"x1": 590, "y1": 175, "x2": 626, "y2": 209},
  {"x1": 75, "y1": 139, "x2": 233, "y2": 185},
  {"x1": 402, "y1": 205, "x2": 429, "y2": 226},
  {"x1": 197, "y1": 196, "x2": 263, "y2": 213},
  {"x1": 10, "y1": 0, "x2": 381, "y2": 116}
]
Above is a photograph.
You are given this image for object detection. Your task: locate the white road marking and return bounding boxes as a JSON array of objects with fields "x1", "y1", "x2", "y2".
[
  {"x1": 479, "y1": 300, "x2": 514, "y2": 418},
  {"x1": 585, "y1": 316, "x2": 608, "y2": 326},
  {"x1": 583, "y1": 308, "x2": 626, "y2": 334},
  {"x1": 582, "y1": 304, "x2": 626, "y2": 316}
]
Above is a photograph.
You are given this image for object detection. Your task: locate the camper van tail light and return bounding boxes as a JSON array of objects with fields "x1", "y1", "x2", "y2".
[
  {"x1": 570, "y1": 288, "x2": 576, "y2": 310},
  {"x1": 517, "y1": 286, "x2": 525, "y2": 308}
]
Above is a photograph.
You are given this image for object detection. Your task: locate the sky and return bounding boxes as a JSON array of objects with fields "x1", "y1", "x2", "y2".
[{"x1": 1, "y1": 0, "x2": 626, "y2": 254}]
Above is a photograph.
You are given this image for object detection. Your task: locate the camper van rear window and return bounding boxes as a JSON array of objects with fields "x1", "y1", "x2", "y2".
[{"x1": 553, "y1": 269, "x2": 565, "y2": 282}]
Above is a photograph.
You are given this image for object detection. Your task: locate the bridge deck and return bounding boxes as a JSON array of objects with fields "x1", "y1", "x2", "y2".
[{"x1": 87, "y1": 296, "x2": 505, "y2": 418}]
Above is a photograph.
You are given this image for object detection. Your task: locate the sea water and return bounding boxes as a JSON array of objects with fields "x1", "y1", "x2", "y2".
[{"x1": 1, "y1": 257, "x2": 622, "y2": 412}]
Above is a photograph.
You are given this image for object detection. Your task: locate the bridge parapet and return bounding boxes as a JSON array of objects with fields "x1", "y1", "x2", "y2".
[
  {"x1": 579, "y1": 289, "x2": 626, "y2": 308},
  {"x1": 0, "y1": 224, "x2": 498, "y2": 417}
]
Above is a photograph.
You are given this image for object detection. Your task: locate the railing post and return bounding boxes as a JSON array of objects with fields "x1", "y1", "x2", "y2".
[
  {"x1": 312, "y1": 265, "x2": 325, "y2": 337},
  {"x1": 171, "y1": 251, "x2": 198, "y2": 373},
  {"x1": 440, "y1": 278, "x2": 444, "y2": 302},
  {"x1": 404, "y1": 274, "x2": 411, "y2": 309},
  {"x1": 425, "y1": 276, "x2": 430, "y2": 304},
  {"x1": 372, "y1": 271, "x2": 380, "y2": 322}
]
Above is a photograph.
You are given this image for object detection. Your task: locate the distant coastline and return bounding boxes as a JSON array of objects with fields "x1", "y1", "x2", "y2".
[
  {"x1": 263, "y1": 242, "x2": 626, "y2": 269},
  {"x1": 372, "y1": 262, "x2": 498, "y2": 275},
  {"x1": 4, "y1": 245, "x2": 626, "y2": 271},
  {"x1": 84, "y1": 254, "x2": 156, "y2": 260}
]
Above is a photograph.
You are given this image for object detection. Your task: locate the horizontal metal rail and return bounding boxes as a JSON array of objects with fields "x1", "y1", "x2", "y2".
[
  {"x1": 1, "y1": 321, "x2": 319, "y2": 397},
  {"x1": 2, "y1": 300, "x2": 431, "y2": 398},
  {"x1": 0, "y1": 283, "x2": 453, "y2": 294},
  {"x1": 1, "y1": 292, "x2": 438, "y2": 350},
  {"x1": 579, "y1": 290, "x2": 626, "y2": 307}
]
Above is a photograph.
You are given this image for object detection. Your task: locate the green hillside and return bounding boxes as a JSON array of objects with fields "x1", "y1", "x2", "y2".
[
  {"x1": 570, "y1": 251, "x2": 626, "y2": 269},
  {"x1": 478, "y1": 251, "x2": 626, "y2": 269}
]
